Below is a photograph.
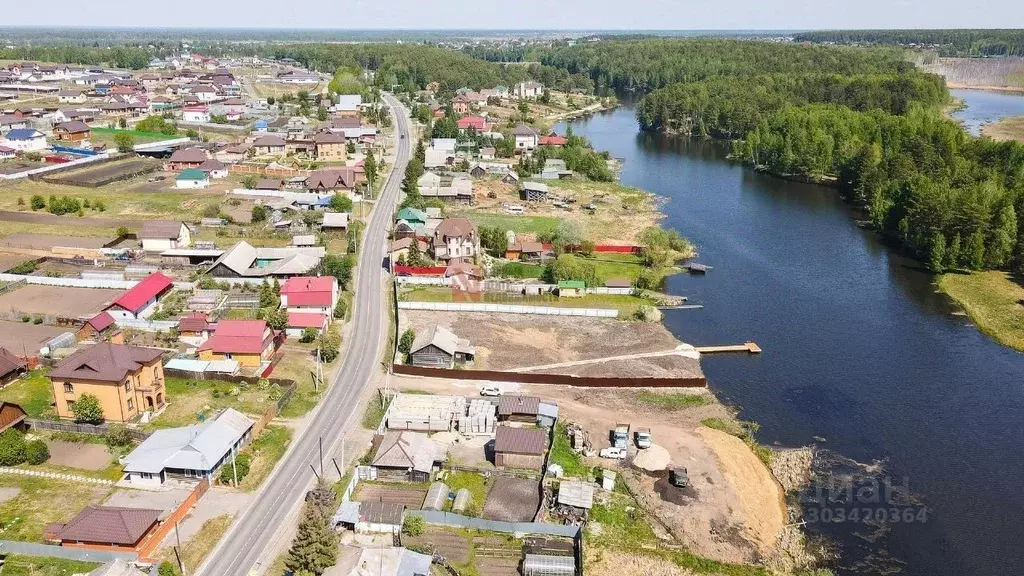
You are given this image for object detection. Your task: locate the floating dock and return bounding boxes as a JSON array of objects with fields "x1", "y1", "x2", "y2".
[
  {"x1": 657, "y1": 304, "x2": 704, "y2": 310},
  {"x1": 695, "y1": 342, "x2": 761, "y2": 354}
]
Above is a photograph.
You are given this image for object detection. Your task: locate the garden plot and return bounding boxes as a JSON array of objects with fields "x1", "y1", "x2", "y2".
[
  {"x1": 353, "y1": 484, "x2": 428, "y2": 510},
  {"x1": 481, "y1": 476, "x2": 540, "y2": 523}
]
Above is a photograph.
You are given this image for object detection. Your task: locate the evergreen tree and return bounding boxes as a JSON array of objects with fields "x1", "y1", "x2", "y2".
[
  {"x1": 928, "y1": 232, "x2": 946, "y2": 273},
  {"x1": 987, "y1": 203, "x2": 1017, "y2": 268},
  {"x1": 364, "y1": 152, "x2": 378, "y2": 186},
  {"x1": 945, "y1": 233, "x2": 962, "y2": 271},
  {"x1": 284, "y1": 505, "x2": 337, "y2": 576},
  {"x1": 407, "y1": 239, "x2": 425, "y2": 266},
  {"x1": 414, "y1": 139, "x2": 425, "y2": 163},
  {"x1": 967, "y1": 231, "x2": 986, "y2": 270}
]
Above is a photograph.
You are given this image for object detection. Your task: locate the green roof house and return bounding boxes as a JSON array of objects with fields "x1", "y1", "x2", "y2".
[
  {"x1": 557, "y1": 280, "x2": 585, "y2": 297},
  {"x1": 396, "y1": 207, "x2": 428, "y2": 226},
  {"x1": 176, "y1": 168, "x2": 210, "y2": 189}
]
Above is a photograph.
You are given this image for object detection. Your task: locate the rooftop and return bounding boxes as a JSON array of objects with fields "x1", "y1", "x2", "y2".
[{"x1": 50, "y1": 343, "x2": 162, "y2": 383}]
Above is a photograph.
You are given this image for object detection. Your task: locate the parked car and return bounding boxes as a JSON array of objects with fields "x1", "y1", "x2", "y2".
[
  {"x1": 635, "y1": 428, "x2": 652, "y2": 449},
  {"x1": 599, "y1": 446, "x2": 628, "y2": 459},
  {"x1": 479, "y1": 384, "x2": 503, "y2": 397}
]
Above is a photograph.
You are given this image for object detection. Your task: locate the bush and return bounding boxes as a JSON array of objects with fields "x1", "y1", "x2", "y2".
[
  {"x1": 0, "y1": 429, "x2": 27, "y2": 465},
  {"x1": 241, "y1": 174, "x2": 260, "y2": 189},
  {"x1": 402, "y1": 515, "x2": 424, "y2": 536},
  {"x1": 71, "y1": 393, "x2": 105, "y2": 424},
  {"x1": 116, "y1": 226, "x2": 130, "y2": 237},
  {"x1": 218, "y1": 452, "x2": 252, "y2": 485},
  {"x1": 251, "y1": 204, "x2": 269, "y2": 223},
  {"x1": 317, "y1": 329, "x2": 341, "y2": 363},
  {"x1": 16, "y1": 197, "x2": 24, "y2": 206},
  {"x1": 32, "y1": 316, "x2": 43, "y2": 325},
  {"x1": 114, "y1": 132, "x2": 136, "y2": 153},
  {"x1": 398, "y1": 329, "x2": 416, "y2": 355},
  {"x1": 25, "y1": 439, "x2": 49, "y2": 465},
  {"x1": 30, "y1": 195, "x2": 45, "y2": 210},
  {"x1": 20, "y1": 315, "x2": 30, "y2": 322},
  {"x1": 299, "y1": 327, "x2": 319, "y2": 344},
  {"x1": 158, "y1": 561, "x2": 176, "y2": 576},
  {"x1": 47, "y1": 195, "x2": 82, "y2": 216},
  {"x1": 105, "y1": 424, "x2": 134, "y2": 448}
]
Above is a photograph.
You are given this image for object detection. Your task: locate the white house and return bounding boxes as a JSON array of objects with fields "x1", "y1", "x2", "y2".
[
  {"x1": 190, "y1": 85, "x2": 218, "y2": 102},
  {"x1": 175, "y1": 168, "x2": 210, "y2": 189},
  {"x1": 513, "y1": 81, "x2": 544, "y2": 99},
  {"x1": 0, "y1": 146, "x2": 14, "y2": 160},
  {"x1": 0, "y1": 129, "x2": 47, "y2": 152},
  {"x1": 198, "y1": 158, "x2": 229, "y2": 179},
  {"x1": 182, "y1": 105, "x2": 210, "y2": 123},
  {"x1": 513, "y1": 124, "x2": 539, "y2": 151},
  {"x1": 333, "y1": 94, "x2": 362, "y2": 114},
  {"x1": 139, "y1": 220, "x2": 191, "y2": 252},
  {"x1": 431, "y1": 217, "x2": 481, "y2": 262}
]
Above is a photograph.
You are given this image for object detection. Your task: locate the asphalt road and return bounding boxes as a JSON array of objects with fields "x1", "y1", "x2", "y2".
[{"x1": 196, "y1": 94, "x2": 410, "y2": 576}]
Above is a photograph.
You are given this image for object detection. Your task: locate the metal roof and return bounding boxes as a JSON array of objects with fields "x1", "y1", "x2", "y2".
[
  {"x1": 358, "y1": 501, "x2": 405, "y2": 525},
  {"x1": 557, "y1": 481, "x2": 595, "y2": 509},
  {"x1": 494, "y1": 426, "x2": 548, "y2": 455},
  {"x1": 123, "y1": 408, "x2": 253, "y2": 474},
  {"x1": 498, "y1": 395, "x2": 541, "y2": 416}
]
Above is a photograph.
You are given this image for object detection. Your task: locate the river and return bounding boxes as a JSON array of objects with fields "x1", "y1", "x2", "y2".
[
  {"x1": 950, "y1": 87, "x2": 1024, "y2": 135},
  {"x1": 559, "y1": 91, "x2": 1024, "y2": 576}
]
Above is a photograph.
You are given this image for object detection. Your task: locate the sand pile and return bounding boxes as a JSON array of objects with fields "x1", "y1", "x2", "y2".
[
  {"x1": 633, "y1": 444, "x2": 671, "y2": 471},
  {"x1": 430, "y1": 431, "x2": 458, "y2": 444}
]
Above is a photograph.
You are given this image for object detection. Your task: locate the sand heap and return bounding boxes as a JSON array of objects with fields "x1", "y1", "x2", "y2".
[
  {"x1": 632, "y1": 444, "x2": 671, "y2": 471},
  {"x1": 430, "y1": 431, "x2": 458, "y2": 444}
]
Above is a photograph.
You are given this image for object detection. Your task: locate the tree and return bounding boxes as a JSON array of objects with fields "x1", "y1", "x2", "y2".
[
  {"x1": 25, "y1": 439, "x2": 49, "y2": 465},
  {"x1": 403, "y1": 515, "x2": 425, "y2": 536},
  {"x1": 317, "y1": 106, "x2": 328, "y2": 121},
  {"x1": 987, "y1": 203, "x2": 1017, "y2": 268},
  {"x1": 118, "y1": 117, "x2": 128, "y2": 129},
  {"x1": 316, "y1": 329, "x2": 341, "y2": 363},
  {"x1": 414, "y1": 140, "x2": 426, "y2": 163},
  {"x1": 945, "y1": 233, "x2": 962, "y2": 271},
  {"x1": 966, "y1": 231, "x2": 986, "y2": 270},
  {"x1": 300, "y1": 327, "x2": 319, "y2": 343},
  {"x1": 105, "y1": 424, "x2": 134, "y2": 448},
  {"x1": 406, "y1": 239, "x2": 426, "y2": 266},
  {"x1": 297, "y1": 89, "x2": 310, "y2": 102},
  {"x1": 30, "y1": 195, "x2": 45, "y2": 210},
  {"x1": 263, "y1": 309, "x2": 288, "y2": 330},
  {"x1": 285, "y1": 504, "x2": 337, "y2": 576},
  {"x1": 329, "y1": 193, "x2": 352, "y2": 213},
  {"x1": 364, "y1": 152, "x2": 378, "y2": 188},
  {"x1": 259, "y1": 279, "x2": 279, "y2": 308},
  {"x1": 432, "y1": 117, "x2": 458, "y2": 139},
  {"x1": 158, "y1": 561, "x2": 176, "y2": 576},
  {"x1": 552, "y1": 220, "x2": 585, "y2": 252},
  {"x1": 0, "y1": 429, "x2": 27, "y2": 466},
  {"x1": 928, "y1": 232, "x2": 946, "y2": 273},
  {"x1": 346, "y1": 141, "x2": 356, "y2": 154},
  {"x1": 114, "y1": 133, "x2": 135, "y2": 153},
  {"x1": 219, "y1": 452, "x2": 251, "y2": 485},
  {"x1": 266, "y1": 96, "x2": 276, "y2": 106},
  {"x1": 398, "y1": 329, "x2": 416, "y2": 355},
  {"x1": 71, "y1": 393, "x2": 104, "y2": 424},
  {"x1": 251, "y1": 204, "x2": 270, "y2": 223},
  {"x1": 321, "y1": 254, "x2": 354, "y2": 289}
]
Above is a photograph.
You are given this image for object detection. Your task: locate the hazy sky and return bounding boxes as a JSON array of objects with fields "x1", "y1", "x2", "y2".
[{"x1": 5, "y1": 0, "x2": 1024, "y2": 29}]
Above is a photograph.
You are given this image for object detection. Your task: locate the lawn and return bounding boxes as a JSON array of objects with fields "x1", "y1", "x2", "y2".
[
  {"x1": 89, "y1": 127, "x2": 181, "y2": 147},
  {"x1": 149, "y1": 377, "x2": 283, "y2": 429},
  {"x1": 162, "y1": 514, "x2": 233, "y2": 576},
  {"x1": 938, "y1": 270, "x2": 1024, "y2": 352},
  {"x1": 548, "y1": 421, "x2": 589, "y2": 478},
  {"x1": 0, "y1": 474, "x2": 113, "y2": 541},
  {"x1": 0, "y1": 369, "x2": 55, "y2": 417},
  {"x1": 492, "y1": 261, "x2": 544, "y2": 279},
  {"x1": 634, "y1": 391, "x2": 711, "y2": 411},
  {"x1": 457, "y1": 211, "x2": 561, "y2": 236},
  {"x1": 0, "y1": 555, "x2": 100, "y2": 576},
  {"x1": 443, "y1": 470, "x2": 489, "y2": 516},
  {"x1": 273, "y1": 340, "x2": 340, "y2": 419},
  {"x1": 240, "y1": 425, "x2": 293, "y2": 491},
  {"x1": 399, "y1": 285, "x2": 655, "y2": 319},
  {"x1": 581, "y1": 253, "x2": 646, "y2": 282},
  {"x1": 361, "y1": 395, "x2": 387, "y2": 430}
]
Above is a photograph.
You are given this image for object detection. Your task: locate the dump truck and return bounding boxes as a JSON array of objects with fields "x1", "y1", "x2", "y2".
[
  {"x1": 635, "y1": 428, "x2": 652, "y2": 449},
  {"x1": 612, "y1": 423, "x2": 630, "y2": 449}
]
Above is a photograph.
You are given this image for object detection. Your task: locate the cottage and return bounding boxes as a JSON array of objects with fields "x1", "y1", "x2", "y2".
[
  {"x1": 52, "y1": 120, "x2": 91, "y2": 142},
  {"x1": 58, "y1": 89, "x2": 87, "y2": 104},
  {"x1": 176, "y1": 168, "x2": 210, "y2": 189},
  {"x1": 207, "y1": 241, "x2": 324, "y2": 278},
  {"x1": 307, "y1": 167, "x2": 357, "y2": 193},
  {"x1": 431, "y1": 218, "x2": 481, "y2": 262},
  {"x1": 122, "y1": 408, "x2": 254, "y2": 486},
  {"x1": 408, "y1": 325, "x2": 475, "y2": 368},
  {"x1": 457, "y1": 115, "x2": 487, "y2": 133},
  {"x1": 216, "y1": 143, "x2": 251, "y2": 163},
  {"x1": 513, "y1": 124, "x2": 539, "y2": 151},
  {"x1": 0, "y1": 128, "x2": 46, "y2": 152},
  {"x1": 252, "y1": 134, "x2": 286, "y2": 156},
  {"x1": 389, "y1": 237, "x2": 427, "y2": 262},
  {"x1": 255, "y1": 178, "x2": 284, "y2": 191},
  {"x1": 451, "y1": 94, "x2": 471, "y2": 115},
  {"x1": 539, "y1": 132, "x2": 568, "y2": 147},
  {"x1": 46, "y1": 506, "x2": 161, "y2": 552},
  {"x1": 521, "y1": 181, "x2": 549, "y2": 202},
  {"x1": 105, "y1": 272, "x2": 174, "y2": 320},
  {"x1": 182, "y1": 105, "x2": 210, "y2": 123},
  {"x1": 513, "y1": 81, "x2": 544, "y2": 99},
  {"x1": 49, "y1": 343, "x2": 166, "y2": 422},
  {"x1": 370, "y1": 431, "x2": 447, "y2": 482},
  {"x1": 165, "y1": 147, "x2": 208, "y2": 170},
  {"x1": 139, "y1": 221, "x2": 191, "y2": 252},
  {"x1": 77, "y1": 312, "x2": 117, "y2": 342},
  {"x1": 506, "y1": 241, "x2": 545, "y2": 262},
  {"x1": 479, "y1": 147, "x2": 495, "y2": 161},
  {"x1": 322, "y1": 211, "x2": 350, "y2": 230},
  {"x1": 557, "y1": 280, "x2": 585, "y2": 297},
  {"x1": 493, "y1": 426, "x2": 548, "y2": 470},
  {"x1": 177, "y1": 312, "x2": 211, "y2": 340},
  {"x1": 0, "y1": 347, "x2": 27, "y2": 387},
  {"x1": 198, "y1": 320, "x2": 278, "y2": 367},
  {"x1": 0, "y1": 146, "x2": 15, "y2": 160}
]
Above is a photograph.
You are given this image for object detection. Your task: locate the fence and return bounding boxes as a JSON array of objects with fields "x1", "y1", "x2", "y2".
[
  {"x1": 0, "y1": 277, "x2": 26, "y2": 296},
  {"x1": 229, "y1": 164, "x2": 310, "y2": 177},
  {"x1": 25, "y1": 418, "x2": 151, "y2": 441},
  {"x1": 397, "y1": 301, "x2": 618, "y2": 318},
  {"x1": 584, "y1": 287, "x2": 633, "y2": 295},
  {"x1": 393, "y1": 265, "x2": 447, "y2": 277},
  {"x1": 136, "y1": 478, "x2": 210, "y2": 561},
  {"x1": 0, "y1": 151, "x2": 111, "y2": 180},
  {"x1": 0, "y1": 540, "x2": 136, "y2": 563},
  {"x1": 393, "y1": 364, "x2": 706, "y2": 388},
  {"x1": 0, "y1": 273, "x2": 136, "y2": 289},
  {"x1": 114, "y1": 319, "x2": 179, "y2": 332},
  {"x1": 0, "y1": 465, "x2": 115, "y2": 486},
  {"x1": 394, "y1": 276, "x2": 451, "y2": 286},
  {"x1": 408, "y1": 510, "x2": 580, "y2": 538}
]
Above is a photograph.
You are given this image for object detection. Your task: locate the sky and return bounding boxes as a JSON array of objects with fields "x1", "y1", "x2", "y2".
[{"x1": 5, "y1": 0, "x2": 1024, "y2": 30}]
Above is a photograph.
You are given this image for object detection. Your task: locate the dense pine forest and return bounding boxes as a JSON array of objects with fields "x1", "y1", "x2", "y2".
[{"x1": 793, "y1": 29, "x2": 1024, "y2": 57}]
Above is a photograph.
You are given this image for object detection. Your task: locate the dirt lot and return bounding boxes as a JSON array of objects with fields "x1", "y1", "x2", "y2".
[
  {"x1": 46, "y1": 440, "x2": 111, "y2": 471},
  {"x1": 389, "y1": 374, "x2": 786, "y2": 566},
  {"x1": 403, "y1": 526, "x2": 471, "y2": 563},
  {"x1": 0, "y1": 284, "x2": 121, "y2": 317},
  {"x1": 0, "y1": 209, "x2": 143, "y2": 228},
  {"x1": 0, "y1": 233, "x2": 114, "y2": 250},
  {"x1": 399, "y1": 310, "x2": 703, "y2": 379},
  {"x1": 353, "y1": 484, "x2": 428, "y2": 510},
  {"x1": 0, "y1": 251, "x2": 29, "y2": 272},
  {"x1": 104, "y1": 486, "x2": 196, "y2": 514},
  {"x1": 43, "y1": 157, "x2": 161, "y2": 186},
  {"x1": 0, "y1": 319, "x2": 67, "y2": 352},
  {"x1": 482, "y1": 476, "x2": 540, "y2": 522}
]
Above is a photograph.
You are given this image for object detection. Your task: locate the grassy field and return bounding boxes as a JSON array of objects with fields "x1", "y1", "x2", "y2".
[
  {"x1": 273, "y1": 337, "x2": 341, "y2": 419},
  {"x1": 938, "y1": 270, "x2": 1024, "y2": 351},
  {"x1": 0, "y1": 555, "x2": 100, "y2": 576},
  {"x1": 240, "y1": 425, "x2": 293, "y2": 491},
  {"x1": 89, "y1": 127, "x2": 182, "y2": 148},
  {"x1": 0, "y1": 474, "x2": 112, "y2": 541},
  {"x1": 0, "y1": 369, "x2": 55, "y2": 417},
  {"x1": 399, "y1": 285, "x2": 655, "y2": 318},
  {"x1": 983, "y1": 116, "x2": 1024, "y2": 143},
  {"x1": 492, "y1": 261, "x2": 544, "y2": 279},
  {"x1": 548, "y1": 421, "x2": 589, "y2": 478},
  {"x1": 361, "y1": 395, "x2": 387, "y2": 430},
  {"x1": 149, "y1": 377, "x2": 283, "y2": 429},
  {"x1": 162, "y1": 515, "x2": 233, "y2": 576},
  {"x1": 634, "y1": 391, "x2": 712, "y2": 411},
  {"x1": 458, "y1": 212, "x2": 562, "y2": 236}
]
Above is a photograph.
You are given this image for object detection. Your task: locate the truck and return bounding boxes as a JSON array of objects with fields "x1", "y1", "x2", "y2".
[
  {"x1": 635, "y1": 428, "x2": 652, "y2": 449},
  {"x1": 612, "y1": 423, "x2": 630, "y2": 449}
]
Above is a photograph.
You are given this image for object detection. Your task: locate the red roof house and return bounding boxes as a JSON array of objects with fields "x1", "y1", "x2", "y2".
[
  {"x1": 286, "y1": 312, "x2": 329, "y2": 336},
  {"x1": 198, "y1": 320, "x2": 277, "y2": 367},
  {"x1": 279, "y1": 276, "x2": 338, "y2": 311},
  {"x1": 178, "y1": 312, "x2": 210, "y2": 335},
  {"x1": 456, "y1": 116, "x2": 487, "y2": 132},
  {"x1": 539, "y1": 133, "x2": 568, "y2": 147},
  {"x1": 105, "y1": 273, "x2": 174, "y2": 319},
  {"x1": 47, "y1": 505, "x2": 161, "y2": 550}
]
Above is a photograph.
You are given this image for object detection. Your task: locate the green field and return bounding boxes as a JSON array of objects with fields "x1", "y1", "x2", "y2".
[
  {"x1": 0, "y1": 555, "x2": 100, "y2": 576},
  {"x1": 0, "y1": 474, "x2": 113, "y2": 541},
  {"x1": 939, "y1": 270, "x2": 1024, "y2": 352},
  {"x1": 240, "y1": 425, "x2": 293, "y2": 491},
  {"x1": 0, "y1": 370, "x2": 55, "y2": 417},
  {"x1": 148, "y1": 377, "x2": 284, "y2": 429},
  {"x1": 458, "y1": 212, "x2": 561, "y2": 236}
]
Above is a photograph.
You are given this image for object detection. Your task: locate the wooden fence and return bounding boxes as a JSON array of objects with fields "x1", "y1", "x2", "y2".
[
  {"x1": 25, "y1": 418, "x2": 151, "y2": 441},
  {"x1": 392, "y1": 364, "x2": 705, "y2": 388}
]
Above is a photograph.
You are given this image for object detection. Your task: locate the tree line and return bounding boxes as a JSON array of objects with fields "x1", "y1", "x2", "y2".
[
  {"x1": 0, "y1": 45, "x2": 153, "y2": 69},
  {"x1": 793, "y1": 29, "x2": 1024, "y2": 57}
]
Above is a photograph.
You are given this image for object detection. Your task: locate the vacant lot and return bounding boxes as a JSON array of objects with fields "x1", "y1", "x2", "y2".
[
  {"x1": 353, "y1": 483, "x2": 427, "y2": 510},
  {"x1": 482, "y1": 476, "x2": 540, "y2": 522},
  {"x1": 0, "y1": 474, "x2": 112, "y2": 541},
  {"x1": 0, "y1": 320, "x2": 66, "y2": 355},
  {"x1": 46, "y1": 440, "x2": 112, "y2": 471},
  {"x1": 147, "y1": 377, "x2": 282, "y2": 430},
  {"x1": 399, "y1": 310, "x2": 703, "y2": 379},
  {"x1": 0, "y1": 233, "x2": 114, "y2": 250},
  {"x1": 0, "y1": 369, "x2": 54, "y2": 417},
  {"x1": 42, "y1": 157, "x2": 161, "y2": 187},
  {"x1": 0, "y1": 251, "x2": 28, "y2": 272},
  {"x1": 0, "y1": 284, "x2": 121, "y2": 317}
]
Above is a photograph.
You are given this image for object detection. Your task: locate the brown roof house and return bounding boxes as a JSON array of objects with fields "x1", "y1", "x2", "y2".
[
  {"x1": 497, "y1": 395, "x2": 541, "y2": 423},
  {"x1": 252, "y1": 134, "x2": 286, "y2": 156},
  {"x1": 493, "y1": 425, "x2": 548, "y2": 470},
  {"x1": 46, "y1": 506, "x2": 161, "y2": 553},
  {"x1": 52, "y1": 120, "x2": 91, "y2": 142},
  {"x1": 0, "y1": 347, "x2": 27, "y2": 386},
  {"x1": 408, "y1": 325, "x2": 475, "y2": 368},
  {"x1": 139, "y1": 220, "x2": 191, "y2": 252},
  {"x1": 49, "y1": 343, "x2": 166, "y2": 422},
  {"x1": 165, "y1": 147, "x2": 208, "y2": 171},
  {"x1": 370, "y1": 431, "x2": 447, "y2": 482},
  {"x1": 307, "y1": 168, "x2": 357, "y2": 193},
  {"x1": 0, "y1": 401, "x2": 27, "y2": 433},
  {"x1": 431, "y1": 218, "x2": 481, "y2": 263},
  {"x1": 313, "y1": 131, "x2": 347, "y2": 162}
]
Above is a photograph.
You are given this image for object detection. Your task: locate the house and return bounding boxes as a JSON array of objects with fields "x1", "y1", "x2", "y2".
[
  {"x1": 176, "y1": 168, "x2": 210, "y2": 189},
  {"x1": 177, "y1": 312, "x2": 211, "y2": 340},
  {"x1": 451, "y1": 94, "x2": 471, "y2": 115},
  {"x1": 181, "y1": 105, "x2": 210, "y2": 123},
  {"x1": 46, "y1": 506, "x2": 161, "y2": 552},
  {"x1": 0, "y1": 146, "x2": 15, "y2": 160},
  {"x1": 49, "y1": 343, "x2": 166, "y2": 422},
  {"x1": 408, "y1": 326, "x2": 475, "y2": 368},
  {"x1": 52, "y1": 121, "x2": 91, "y2": 143},
  {"x1": 322, "y1": 211, "x2": 349, "y2": 230},
  {"x1": 457, "y1": 116, "x2": 487, "y2": 133},
  {"x1": 196, "y1": 158, "x2": 227, "y2": 179},
  {"x1": 307, "y1": 168, "x2": 357, "y2": 193},
  {"x1": 522, "y1": 181, "x2": 549, "y2": 202},
  {"x1": 189, "y1": 84, "x2": 218, "y2": 102},
  {"x1": 0, "y1": 402, "x2": 27, "y2": 434},
  {"x1": 505, "y1": 241, "x2": 545, "y2": 262},
  {"x1": 370, "y1": 431, "x2": 446, "y2": 482},
  {"x1": 419, "y1": 174, "x2": 473, "y2": 204},
  {"x1": 139, "y1": 221, "x2": 191, "y2": 252},
  {"x1": 198, "y1": 320, "x2": 278, "y2": 367},
  {"x1": 280, "y1": 276, "x2": 339, "y2": 316},
  {"x1": 333, "y1": 94, "x2": 362, "y2": 116},
  {"x1": 431, "y1": 138, "x2": 457, "y2": 154},
  {"x1": 389, "y1": 237, "x2": 427, "y2": 262},
  {"x1": 77, "y1": 312, "x2": 117, "y2": 342},
  {"x1": 105, "y1": 272, "x2": 174, "y2": 320},
  {"x1": 513, "y1": 124, "x2": 539, "y2": 151},
  {"x1": 255, "y1": 178, "x2": 284, "y2": 191},
  {"x1": 395, "y1": 207, "x2": 428, "y2": 231},
  {"x1": 493, "y1": 425, "x2": 548, "y2": 470},
  {"x1": 165, "y1": 147, "x2": 208, "y2": 170},
  {"x1": 122, "y1": 408, "x2": 254, "y2": 486},
  {"x1": 252, "y1": 134, "x2": 286, "y2": 156},
  {"x1": 285, "y1": 312, "x2": 329, "y2": 337},
  {"x1": 558, "y1": 280, "x2": 585, "y2": 297},
  {"x1": 352, "y1": 501, "x2": 406, "y2": 535},
  {"x1": 539, "y1": 132, "x2": 568, "y2": 147},
  {"x1": 1, "y1": 128, "x2": 46, "y2": 152},
  {"x1": 431, "y1": 218, "x2": 480, "y2": 262},
  {"x1": 313, "y1": 131, "x2": 347, "y2": 161},
  {"x1": 0, "y1": 347, "x2": 27, "y2": 387},
  {"x1": 216, "y1": 142, "x2": 251, "y2": 163},
  {"x1": 424, "y1": 146, "x2": 452, "y2": 169},
  {"x1": 498, "y1": 395, "x2": 541, "y2": 423},
  {"x1": 513, "y1": 81, "x2": 544, "y2": 99},
  {"x1": 58, "y1": 89, "x2": 87, "y2": 104},
  {"x1": 479, "y1": 147, "x2": 495, "y2": 160},
  {"x1": 0, "y1": 114, "x2": 28, "y2": 135},
  {"x1": 207, "y1": 241, "x2": 325, "y2": 279}
]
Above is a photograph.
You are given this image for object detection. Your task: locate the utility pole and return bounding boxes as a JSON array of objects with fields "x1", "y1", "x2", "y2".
[
  {"x1": 174, "y1": 521, "x2": 186, "y2": 575},
  {"x1": 318, "y1": 436, "x2": 324, "y2": 478},
  {"x1": 231, "y1": 448, "x2": 238, "y2": 487}
]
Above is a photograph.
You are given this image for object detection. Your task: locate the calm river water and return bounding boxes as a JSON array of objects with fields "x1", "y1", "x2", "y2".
[{"x1": 560, "y1": 91, "x2": 1024, "y2": 576}]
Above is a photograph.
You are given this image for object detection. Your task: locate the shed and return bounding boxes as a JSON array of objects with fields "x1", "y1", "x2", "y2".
[
  {"x1": 557, "y1": 481, "x2": 594, "y2": 510},
  {"x1": 356, "y1": 501, "x2": 405, "y2": 534},
  {"x1": 408, "y1": 325, "x2": 475, "y2": 368},
  {"x1": 0, "y1": 402, "x2": 27, "y2": 433},
  {"x1": 493, "y1": 426, "x2": 548, "y2": 470},
  {"x1": 537, "y1": 401, "x2": 559, "y2": 428},
  {"x1": 522, "y1": 553, "x2": 576, "y2": 576},
  {"x1": 557, "y1": 280, "x2": 585, "y2": 297},
  {"x1": 497, "y1": 395, "x2": 540, "y2": 422},
  {"x1": 522, "y1": 181, "x2": 549, "y2": 202}
]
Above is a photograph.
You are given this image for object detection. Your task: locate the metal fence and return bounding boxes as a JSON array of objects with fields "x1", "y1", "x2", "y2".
[
  {"x1": 397, "y1": 301, "x2": 618, "y2": 318},
  {"x1": 408, "y1": 510, "x2": 580, "y2": 538},
  {"x1": 26, "y1": 418, "x2": 151, "y2": 442},
  {"x1": 0, "y1": 273, "x2": 136, "y2": 289},
  {"x1": 0, "y1": 540, "x2": 136, "y2": 563},
  {"x1": 114, "y1": 318, "x2": 179, "y2": 332},
  {"x1": 0, "y1": 151, "x2": 111, "y2": 180}
]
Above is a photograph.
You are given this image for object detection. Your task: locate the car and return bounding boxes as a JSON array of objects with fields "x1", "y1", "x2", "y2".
[
  {"x1": 479, "y1": 384, "x2": 503, "y2": 396},
  {"x1": 599, "y1": 446, "x2": 628, "y2": 460},
  {"x1": 635, "y1": 428, "x2": 652, "y2": 449},
  {"x1": 669, "y1": 467, "x2": 689, "y2": 488},
  {"x1": 400, "y1": 134, "x2": 405, "y2": 139}
]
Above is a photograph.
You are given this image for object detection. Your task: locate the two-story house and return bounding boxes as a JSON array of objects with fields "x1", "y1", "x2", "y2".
[
  {"x1": 49, "y1": 343, "x2": 166, "y2": 422},
  {"x1": 279, "y1": 276, "x2": 339, "y2": 336},
  {"x1": 513, "y1": 124, "x2": 539, "y2": 151},
  {"x1": 431, "y1": 218, "x2": 481, "y2": 263},
  {"x1": 198, "y1": 320, "x2": 278, "y2": 368}
]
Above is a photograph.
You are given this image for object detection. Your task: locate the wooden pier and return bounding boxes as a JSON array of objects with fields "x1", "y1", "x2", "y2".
[
  {"x1": 695, "y1": 342, "x2": 762, "y2": 354},
  {"x1": 658, "y1": 304, "x2": 704, "y2": 310}
]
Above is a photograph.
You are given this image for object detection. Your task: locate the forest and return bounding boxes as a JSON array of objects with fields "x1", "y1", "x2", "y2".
[
  {"x1": 793, "y1": 29, "x2": 1024, "y2": 57},
  {"x1": 0, "y1": 45, "x2": 153, "y2": 69}
]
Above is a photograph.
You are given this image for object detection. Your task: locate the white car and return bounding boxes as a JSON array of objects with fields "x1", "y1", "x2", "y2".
[
  {"x1": 599, "y1": 447, "x2": 628, "y2": 460},
  {"x1": 479, "y1": 385, "x2": 503, "y2": 397}
]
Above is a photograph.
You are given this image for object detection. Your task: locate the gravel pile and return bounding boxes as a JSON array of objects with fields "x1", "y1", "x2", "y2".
[{"x1": 632, "y1": 444, "x2": 671, "y2": 471}]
